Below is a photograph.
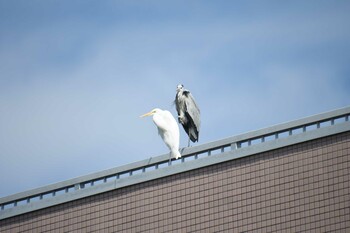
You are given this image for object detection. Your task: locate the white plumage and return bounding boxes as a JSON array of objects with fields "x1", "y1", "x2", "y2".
[{"x1": 140, "y1": 108, "x2": 181, "y2": 159}]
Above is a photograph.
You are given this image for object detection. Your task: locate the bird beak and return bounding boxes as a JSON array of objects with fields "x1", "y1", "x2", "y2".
[{"x1": 140, "y1": 111, "x2": 153, "y2": 118}]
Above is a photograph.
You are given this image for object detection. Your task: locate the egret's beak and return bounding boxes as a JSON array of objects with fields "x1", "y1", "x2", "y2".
[{"x1": 140, "y1": 111, "x2": 153, "y2": 118}]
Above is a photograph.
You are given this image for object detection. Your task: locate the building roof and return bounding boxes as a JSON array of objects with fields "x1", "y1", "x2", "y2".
[{"x1": 1, "y1": 106, "x2": 350, "y2": 220}]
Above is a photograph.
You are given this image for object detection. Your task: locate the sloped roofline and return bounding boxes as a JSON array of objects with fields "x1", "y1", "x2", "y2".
[{"x1": 1, "y1": 106, "x2": 350, "y2": 220}]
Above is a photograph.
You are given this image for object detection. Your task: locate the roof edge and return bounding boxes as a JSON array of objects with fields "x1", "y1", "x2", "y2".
[{"x1": 1, "y1": 106, "x2": 350, "y2": 220}]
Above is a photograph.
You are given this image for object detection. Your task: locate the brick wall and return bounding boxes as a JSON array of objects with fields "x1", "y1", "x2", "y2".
[{"x1": 1, "y1": 131, "x2": 349, "y2": 232}]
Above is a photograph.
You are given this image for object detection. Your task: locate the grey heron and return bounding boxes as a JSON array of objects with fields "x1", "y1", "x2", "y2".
[{"x1": 175, "y1": 84, "x2": 201, "y2": 147}]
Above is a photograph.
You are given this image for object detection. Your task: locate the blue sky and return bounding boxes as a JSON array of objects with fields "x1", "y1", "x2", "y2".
[{"x1": 1, "y1": 0, "x2": 350, "y2": 197}]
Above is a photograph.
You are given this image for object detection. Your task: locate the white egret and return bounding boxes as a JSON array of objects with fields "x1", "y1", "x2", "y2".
[
  {"x1": 140, "y1": 108, "x2": 181, "y2": 159},
  {"x1": 175, "y1": 84, "x2": 201, "y2": 147}
]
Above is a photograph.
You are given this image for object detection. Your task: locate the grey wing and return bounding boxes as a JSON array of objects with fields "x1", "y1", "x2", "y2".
[{"x1": 184, "y1": 92, "x2": 201, "y2": 132}]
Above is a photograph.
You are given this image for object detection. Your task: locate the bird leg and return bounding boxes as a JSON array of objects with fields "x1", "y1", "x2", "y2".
[
  {"x1": 187, "y1": 136, "x2": 191, "y2": 147},
  {"x1": 168, "y1": 152, "x2": 172, "y2": 165}
]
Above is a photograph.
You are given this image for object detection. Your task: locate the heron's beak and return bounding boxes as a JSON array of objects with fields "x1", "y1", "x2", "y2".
[{"x1": 140, "y1": 111, "x2": 153, "y2": 118}]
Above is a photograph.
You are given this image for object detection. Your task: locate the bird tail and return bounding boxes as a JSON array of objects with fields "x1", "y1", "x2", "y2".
[{"x1": 171, "y1": 149, "x2": 182, "y2": 160}]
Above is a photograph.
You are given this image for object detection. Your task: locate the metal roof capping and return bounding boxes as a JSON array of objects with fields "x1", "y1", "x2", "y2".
[{"x1": 1, "y1": 106, "x2": 350, "y2": 220}]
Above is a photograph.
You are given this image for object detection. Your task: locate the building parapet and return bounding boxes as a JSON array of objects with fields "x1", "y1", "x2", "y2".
[{"x1": 1, "y1": 106, "x2": 349, "y2": 220}]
